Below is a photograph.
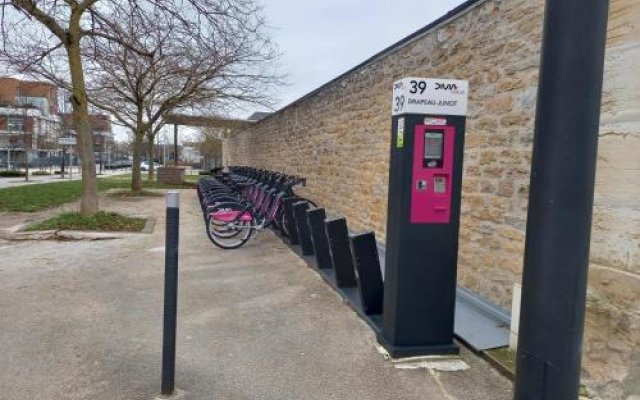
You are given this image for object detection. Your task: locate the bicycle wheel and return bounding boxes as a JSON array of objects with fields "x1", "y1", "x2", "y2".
[
  {"x1": 206, "y1": 217, "x2": 253, "y2": 249},
  {"x1": 277, "y1": 197, "x2": 317, "y2": 237},
  {"x1": 206, "y1": 203, "x2": 254, "y2": 249},
  {"x1": 206, "y1": 201, "x2": 249, "y2": 237},
  {"x1": 206, "y1": 213, "x2": 242, "y2": 239},
  {"x1": 278, "y1": 208, "x2": 290, "y2": 237}
]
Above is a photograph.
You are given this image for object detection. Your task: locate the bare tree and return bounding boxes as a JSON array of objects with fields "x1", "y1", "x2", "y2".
[
  {"x1": 0, "y1": 0, "x2": 277, "y2": 207},
  {"x1": 1, "y1": 1, "x2": 101, "y2": 213},
  {"x1": 86, "y1": 1, "x2": 280, "y2": 192},
  {"x1": 0, "y1": 1, "x2": 160, "y2": 213}
]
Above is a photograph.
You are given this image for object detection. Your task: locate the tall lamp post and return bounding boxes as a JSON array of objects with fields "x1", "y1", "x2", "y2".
[
  {"x1": 163, "y1": 131, "x2": 168, "y2": 166},
  {"x1": 23, "y1": 107, "x2": 29, "y2": 182},
  {"x1": 98, "y1": 135, "x2": 103, "y2": 175},
  {"x1": 173, "y1": 124, "x2": 178, "y2": 166},
  {"x1": 514, "y1": 1, "x2": 610, "y2": 399}
]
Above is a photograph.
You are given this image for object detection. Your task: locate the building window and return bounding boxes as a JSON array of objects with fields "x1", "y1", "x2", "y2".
[
  {"x1": 16, "y1": 96, "x2": 50, "y2": 116},
  {"x1": 7, "y1": 117, "x2": 24, "y2": 132}
]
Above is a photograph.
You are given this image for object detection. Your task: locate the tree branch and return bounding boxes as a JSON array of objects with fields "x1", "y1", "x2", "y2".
[{"x1": 10, "y1": 0, "x2": 66, "y2": 40}]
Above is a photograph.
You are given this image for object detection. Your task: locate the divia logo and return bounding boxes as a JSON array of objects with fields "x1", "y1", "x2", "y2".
[
  {"x1": 435, "y1": 83, "x2": 457, "y2": 91},
  {"x1": 393, "y1": 82, "x2": 404, "y2": 91},
  {"x1": 435, "y1": 82, "x2": 465, "y2": 95}
]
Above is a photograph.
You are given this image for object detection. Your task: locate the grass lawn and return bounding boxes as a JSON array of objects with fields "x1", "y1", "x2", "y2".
[
  {"x1": 105, "y1": 189, "x2": 165, "y2": 198},
  {"x1": 185, "y1": 174, "x2": 200, "y2": 182},
  {"x1": 25, "y1": 211, "x2": 146, "y2": 232},
  {"x1": 0, "y1": 175, "x2": 195, "y2": 212}
]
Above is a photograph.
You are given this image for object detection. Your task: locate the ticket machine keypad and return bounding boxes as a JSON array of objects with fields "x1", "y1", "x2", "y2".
[{"x1": 433, "y1": 176, "x2": 447, "y2": 194}]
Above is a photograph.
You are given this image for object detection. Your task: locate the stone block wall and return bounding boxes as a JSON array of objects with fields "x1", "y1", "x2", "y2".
[
  {"x1": 224, "y1": 0, "x2": 640, "y2": 397},
  {"x1": 157, "y1": 166, "x2": 185, "y2": 185}
]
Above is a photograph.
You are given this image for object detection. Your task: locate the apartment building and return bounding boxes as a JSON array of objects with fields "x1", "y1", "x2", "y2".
[
  {"x1": 0, "y1": 77, "x2": 60, "y2": 166},
  {"x1": 59, "y1": 113, "x2": 114, "y2": 165}
]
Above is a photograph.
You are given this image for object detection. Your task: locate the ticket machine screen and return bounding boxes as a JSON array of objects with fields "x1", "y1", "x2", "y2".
[{"x1": 424, "y1": 131, "x2": 444, "y2": 168}]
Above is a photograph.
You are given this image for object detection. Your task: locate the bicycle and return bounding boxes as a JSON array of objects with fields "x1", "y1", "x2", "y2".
[{"x1": 198, "y1": 167, "x2": 316, "y2": 249}]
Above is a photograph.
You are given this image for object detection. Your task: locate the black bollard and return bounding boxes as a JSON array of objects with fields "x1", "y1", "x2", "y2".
[
  {"x1": 161, "y1": 191, "x2": 180, "y2": 395},
  {"x1": 307, "y1": 208, "x2": 332, "y2": 270},
  {"x1": 350, "y1": 232, "x2": 384, "y2": 315},
  {"x1": 325, "y1": 218, "x2": 357, "y2": 288},
  {"x1": 293, "y1": 201, "x2": 314, "y2": 255}
]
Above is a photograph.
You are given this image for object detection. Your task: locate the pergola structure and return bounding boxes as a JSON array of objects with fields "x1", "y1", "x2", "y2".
[{"x1": 162, "y1": 113, "x2": 255, "y2": 165}]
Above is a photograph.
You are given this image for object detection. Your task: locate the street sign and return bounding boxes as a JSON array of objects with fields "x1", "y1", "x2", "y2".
[
  {"x1": 58, "y1": 137, "x2": 77, "y2": 145},
  {"x1": 392, "y1": 78, "x2": 468, "y2": 117}
]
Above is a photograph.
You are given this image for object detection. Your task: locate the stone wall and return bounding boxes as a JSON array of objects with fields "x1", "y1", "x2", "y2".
[{"x1": 224, "y1": 0, "x2": 640, "y2": 397}]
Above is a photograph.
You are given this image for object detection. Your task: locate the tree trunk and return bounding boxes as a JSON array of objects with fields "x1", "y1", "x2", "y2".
[
  {"x1": 66, "y1": 29, "x2": 98, "y2": 215},
  {"x1": 131, "y1": 132, "x2": 144, "y2": 193},
  {"x1": 147, "y1": 135, "x2": 155, "y2": 181}
]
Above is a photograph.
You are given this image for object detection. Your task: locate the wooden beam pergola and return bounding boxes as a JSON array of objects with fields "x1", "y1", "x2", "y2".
[
  {"x1": 163, "y1": 113, "x2": 255, "y2": 130},
  {"x1": 163, "y1": 113, "x2": 254, "y2": 165}
]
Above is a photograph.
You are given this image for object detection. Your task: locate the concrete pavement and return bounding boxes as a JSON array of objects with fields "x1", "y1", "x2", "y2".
[
  {"x1": 0, "y1": 167, "x2": 130, "y2": 189},
  {"x1": 0, "y1": 190, "x2": 512, "y2": 399}
]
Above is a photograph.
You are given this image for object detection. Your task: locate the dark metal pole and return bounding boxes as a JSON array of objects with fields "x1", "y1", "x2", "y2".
[
  {"x1": 99, "y1": 136, "x2": 103, "y2": 175},
  {"x1": 23, "y1": 107, "x2": 28, "y2": 182},
  {"x1": 61, "y1": 146, "x2": 66, "y2": 179},
  {"x1": 161, "y1": 191, "x2": 180, "y2": 395},
  {"x1": 514, "y1": 1, "x2": 609, "y2": 399},
  {"x1": 174, "y1": 124, "x2": 178, "y2": 166}
]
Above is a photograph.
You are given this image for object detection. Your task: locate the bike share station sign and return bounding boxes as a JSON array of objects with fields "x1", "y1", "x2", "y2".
[
  {"x1": 380, "y1": 77, "x2": 469, "y2": 357},
  {"x1": 58, "y1": 137, "x2": 77, "y2": 146}
]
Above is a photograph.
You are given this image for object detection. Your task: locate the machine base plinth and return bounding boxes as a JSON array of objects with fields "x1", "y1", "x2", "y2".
[{"x1": 377, "y1": 334, "x2": 460, "y2": 358}]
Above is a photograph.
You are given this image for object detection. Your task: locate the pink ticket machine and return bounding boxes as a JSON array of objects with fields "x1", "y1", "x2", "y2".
[
  {"x1": 411, "y1": 125, "x2": 456, "y2": 224},
  {"x1": 380, "y1": 77, "x2": 469, "y2": 357}
]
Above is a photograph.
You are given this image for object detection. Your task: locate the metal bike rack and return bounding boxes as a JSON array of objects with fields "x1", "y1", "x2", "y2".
[
  {"x1": 286, "y1": 206, "x2": 511, "y2": 353},
  {"x1": 307, "y1": 208, "x2": 333, "y2": 270},
  {"x1": 349, "y1": 232, "x2": 384, "y2": 316},
  {"x1": 325, "y1": 218, "x2": 357, "y2": 288},
  {"x1": 293, "y1": 201, "x2": 314, "y2": 256},
  {"x1": 282, "y1": 197, "x2": 300, "y2": 245}
]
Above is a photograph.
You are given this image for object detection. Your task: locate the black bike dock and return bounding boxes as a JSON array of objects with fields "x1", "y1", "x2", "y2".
[
  {"x1": 282, "y1": 199, "x2": 388, "y2": 337},
  {"x1": 280, "y1": 197, "x2": 510, "y2": 357}
]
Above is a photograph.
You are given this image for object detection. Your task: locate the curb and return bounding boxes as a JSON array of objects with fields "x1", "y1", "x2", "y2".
[
  {"x1": 2, "y1": 229, "x2": 134, "y2": 241},
  {"x1": 0, "y1": 217, "x2": 156, "y2": 241},
  {"x1": 141, "y1": 217, "x2": 156, "y2": 234},
  {"x1": 153, "y1": 389, "x2": 186, "y2": 400}
]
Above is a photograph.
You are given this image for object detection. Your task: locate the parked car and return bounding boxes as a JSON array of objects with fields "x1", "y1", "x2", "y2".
[{"x1": 140, "y1": 162, "x2": 160, "y2": 171}]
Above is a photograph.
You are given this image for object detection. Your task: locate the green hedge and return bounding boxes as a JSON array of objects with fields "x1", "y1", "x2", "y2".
[{"x1": 0, "y1": 170, "x2": 26, "y2": 177}]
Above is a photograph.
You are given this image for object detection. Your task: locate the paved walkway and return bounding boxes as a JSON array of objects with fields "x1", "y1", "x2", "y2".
[
  {"x1": 0, "y1": 167, "x2": 130, "y2": 189},
  {"x1": 0, "y1": 190, "x2": 512, "y2": 399}
]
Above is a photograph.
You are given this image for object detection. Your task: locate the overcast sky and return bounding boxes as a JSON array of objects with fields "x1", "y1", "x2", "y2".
[
  {"x1": 250, "y1": 0, "x2": 467, "y2": 116},
  {"x1": 122, "y1": 0, "x2": 468, "y2": 141}
]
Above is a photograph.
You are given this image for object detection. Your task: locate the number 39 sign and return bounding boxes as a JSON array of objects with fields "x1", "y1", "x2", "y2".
[{"x1": 392, "y1": 77, "x2": 469, "y2": 117}]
